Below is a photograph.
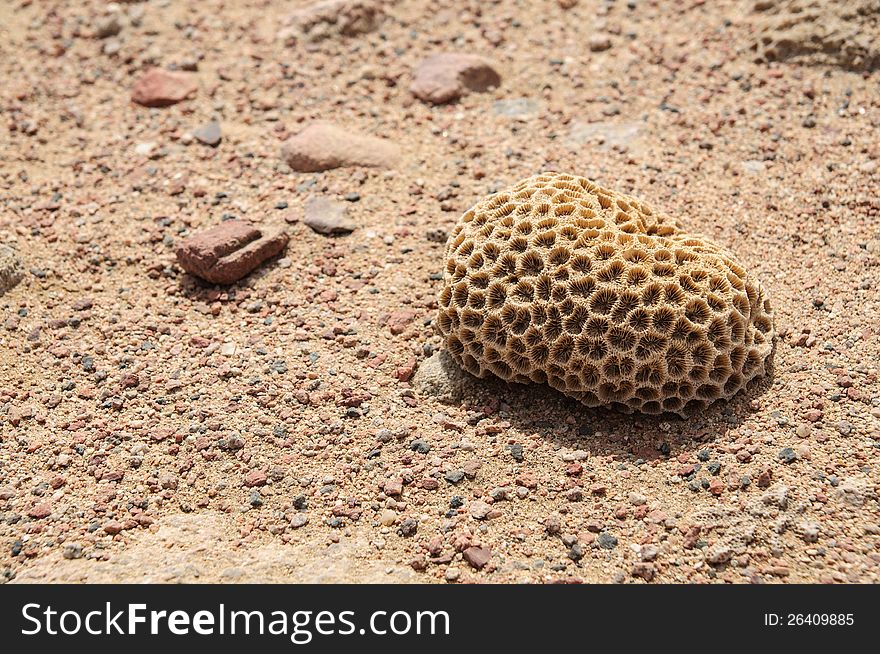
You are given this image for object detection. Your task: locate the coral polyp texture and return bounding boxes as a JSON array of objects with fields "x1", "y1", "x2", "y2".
[{"x1": 436, "y1": 173, "x2": 775, "y2": 415}]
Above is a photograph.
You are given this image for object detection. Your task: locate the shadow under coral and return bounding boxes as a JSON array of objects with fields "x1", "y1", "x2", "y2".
[{"x1": 445, "y1": 346, "x2": 777, "y2": 463}]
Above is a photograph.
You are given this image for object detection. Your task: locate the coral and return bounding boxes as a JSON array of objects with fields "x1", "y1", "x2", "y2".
[{"x1": 435, "y1": 173, "x2": 775, "y2": 415}]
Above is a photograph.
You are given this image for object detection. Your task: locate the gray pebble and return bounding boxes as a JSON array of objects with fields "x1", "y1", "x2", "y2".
[
  {"x1": 304, "y1": 197, "x2": 356, "y2": 235},
  {"x1": 597, "y1": 533, "x2": 618, "y2": 549},
  {"x1": 193, "y1": 121, "x2": 222, "y2": 147}
]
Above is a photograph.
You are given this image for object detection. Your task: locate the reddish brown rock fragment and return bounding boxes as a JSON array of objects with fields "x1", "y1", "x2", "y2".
[
  {"x1": 104, "y1": 520, "x2": 124, "y2": 535},
  {"x1": 131, "y1": 68, "x2": 198, "y2": 107},
  {"x1": 176, "y1": 221, "x2": 288, "y2": 285},
  {"x1": 410, "y1": 54, "x2": 501, "y2": 104},
  {"x1": 28, "y1": 503, "x2": 51, "y2": 519},
  {"x1": 462, "y1": 545, "x2": 491, "y2": 570}
]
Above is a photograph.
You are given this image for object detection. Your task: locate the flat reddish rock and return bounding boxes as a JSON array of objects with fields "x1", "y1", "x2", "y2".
[
  {"x1": 28, "y1": 503, "x2": 51, "y2": 519},
  {"x1": 104, "y1": 520, "x2": 124, "y2": 535},
  {"x1": 281, "y1": 122, "x2": 399, "y2": 172},
  {"x1": 175, "y1": 220, "x2": 289, "y2": 285},
  {"x1": 462, "y1": 545, "x2": 491, "y2": 570},
  {"x1": 243, "y1": 470, "x2": 268, "y2": 487},
  {"x1": 410, "y1": 54, "x2": 501, "y2": 104},
  {"x1": 131, "y1": 68, "x2": 198, "y2": 107}
]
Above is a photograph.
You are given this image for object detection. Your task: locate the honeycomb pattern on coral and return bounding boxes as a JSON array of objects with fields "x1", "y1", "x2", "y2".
[{"x1": 436, "y1": 173, "x2": 775, "y2": 415}]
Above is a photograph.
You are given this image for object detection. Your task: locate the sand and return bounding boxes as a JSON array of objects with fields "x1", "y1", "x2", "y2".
[{"x1": 1, "y1": 0, "x2": 878, "y2": 584}]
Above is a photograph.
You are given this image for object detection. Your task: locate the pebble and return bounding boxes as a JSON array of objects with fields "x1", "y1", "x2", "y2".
[
  {"x1": 628, "y1": 492, "x2": 647, "y2": 506},
  {"x1": 131, "y1": 68, "x2": 198, "y2": 107},
  {"x1": 303, "y1": 197, "x2": 356, "y2": 235},
  {"x1": 384, "y1": 479, "x2": 403, "y2": 496},
  {"x1": 567, "y1": 543, "x2": 585, "y2": 561},
  {"x1": 28, "y1": 503, "x2": 51, "y2": 519},
  {"x1": 799, "y1": 522, "x2": 820, "y2": 543},
  {"x1": 397, "y1": 518, "x2": 418, "y2": 537},
  {"x1": 778, "y1": 447, "x2": 797, "y2": 464},
  {"x1": 104, "y1": 39, "x2": 123, "y2": 56},
  {"x1": 507, "y1": 443, "x2": 524, "y2": 461},
  {"x1": 640, "y1": 544, "x2": 659, "y2": 562},
  {"x1": 62, "y1": 543, "x2": 83, "y2": 560},
  {"x1": 410, "y1": 54, "x2": 501, "y2": 104},
  {"x1": 134, "y1": 141, "x2": 156, "y2": 157},
  {"x1": 445, "y1": 567, "x2": 460, "y2": 582},
  {"x1": 631, "y1": 562, "x2": 655, "y2": 581},
  {"x1": 705, "y1": 545, "x2": 732, "y2": 565},
  {"x1": 410, "y1": 439, "x2": 431, "y2": 454},
  {"x1": 281, "y1": 122, "x2": 399, "y2": 172},
  {"x1": 192, "y1": 121, "x2": 222, "y2": 147},
  {"x1": 462, "y1": 546, "x2": 491, "y2": 570},
  {"x1": 93, "y1": 14, "x2": 122, "y2": 39},
  {"x1": 597, "y1": 533, "x2": 618, "y2": 549},
  {"x1": 444, "y1": 469, "x2": 465, "y2": 484},
  {"x1": 176, "y1": 220, "x2": 289, "y2": 284},
  {"x1": 561, "y1": 450, "x2": 589, "y2": 462},
  {"x1": 413, "y1": 350, "x2": 471, "y2": 404},
  {"x1": 290, "y1": 514, "x2": 309, "y2": 529},
  {"x1": 409, "y1": 556, "x2": 427, "y2": 572},
  {"x1": 566, "y1": 120, "x2": 644, "y2": 155},
  {"x1": 469, "y1": 500, "x2": 491, "y2": 520},
  {"x1": 379, "y1": 509, "x2": 397, "y2": 526},
  {"x1": 104, "y1": 520, "x2": 124, "y2": 535},
  {"x1": 243, "y1": 470, "x2": 268, "y2": 487},
  {"x1": 588, "y1": 35, "x2": 613, "y2": 52}
]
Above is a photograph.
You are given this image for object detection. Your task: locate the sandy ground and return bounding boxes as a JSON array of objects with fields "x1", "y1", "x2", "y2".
[{"x1": 1, "y1": 0, "x2": 878, "y2": 584}]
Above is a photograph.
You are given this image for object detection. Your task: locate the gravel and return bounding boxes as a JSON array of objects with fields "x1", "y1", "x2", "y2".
[{"x1": 0, "y1": 0, "x2": 877, "y2": 587}]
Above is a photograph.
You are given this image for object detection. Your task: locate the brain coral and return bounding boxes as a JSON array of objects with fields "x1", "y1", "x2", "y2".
[{"x1": 436, "y1": 173, "x2": 775, "y2": 415}]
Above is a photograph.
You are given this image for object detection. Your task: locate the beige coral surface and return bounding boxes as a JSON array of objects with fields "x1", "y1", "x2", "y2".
[
  {"x1": 1, "y1": 0, "x2": 879, "y2": 585},
  {"x1": 438, "y1": 173, "x2": 775, "y2": 415}
]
